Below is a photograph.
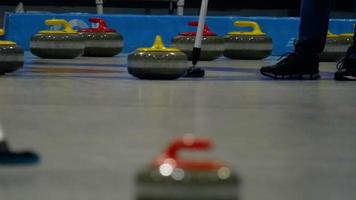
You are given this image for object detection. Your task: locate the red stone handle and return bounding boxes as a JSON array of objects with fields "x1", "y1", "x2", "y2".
[
  {"x1": 79, "y1": 17, "x2": 116, "y2": 32},
  {"x1": 89, "y1": 17, "x2": 105, "y2": 24},
  {"x1": 188, "y1": 21, "x2": 211, "y2": 34},
  {"x1": 153, "y1": 136, "x2": 225, "y2": 171},
  {"x1": 165, "y1": 137, "x2": 212, "y2": 158},
  {"x1": 179, "y1": 21, "x2": 217, "y2": 36}
]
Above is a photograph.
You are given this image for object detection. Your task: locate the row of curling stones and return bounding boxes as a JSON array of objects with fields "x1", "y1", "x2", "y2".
[
  {"x1": 224, "y1": 21, "x2": 273, "y2": 60},
  {"x1": 171, "y1": 20, "x2": 273, "y2": 61},
  {"x1": 0, "y1": 126, "x2": 40, "y2": 166},
  {"x1": 136, "y1": 135, "x2": 240, "y2": 200},
  {"x1": 320, "y1": 31, "x2": 353, "y2": 61},
  {"x1": 128, "y1": 35, "x2": 189, "y2": 80},
  {"x1": 171, "y1": 21, "x2": 224, "y2": 61},
  {"x1": 31, "y1": 18, "x2": 123, "y2": 59},
  {"x1": 0, "y1": 29, "x2": 24, "y2": 75}
]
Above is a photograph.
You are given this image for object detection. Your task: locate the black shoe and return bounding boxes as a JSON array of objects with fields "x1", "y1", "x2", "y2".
[
  {"x1": 260, "y1": 53, "x2": 320, "y2": 80},
  {"x1": 334, "y1": 47, "x2": 356, "y2": 81},
  {"x1": 0, "y1": 141, "x2": 40, "y2": 166}
]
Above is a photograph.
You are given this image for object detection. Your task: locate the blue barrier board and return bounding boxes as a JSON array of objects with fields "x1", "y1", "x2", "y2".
[{"x1": 3, "y1": 13, "x2": 356, "y2": 55}]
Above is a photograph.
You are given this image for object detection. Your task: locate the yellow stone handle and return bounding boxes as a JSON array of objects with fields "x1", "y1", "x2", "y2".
[
  {"x1": 0, "y1": 29, "x2": 16, "y2": 45},
  {"x1": 45, "y1": 19, "x2": 75, "y2": 33},
  {"x1": 137, "y1": 35, "x2": 180, "y2": 52},
  {"x1": 327, "y1": 31, "x2": 339, "y2": 38},
  {"x1": 234, "y1": 21, "x2": 264, "y2": 35},
  {"x1": 339, "y1": 24, "x2": 355, "y2": 37},
  {"x1": 340, "y1": 33, "x2": 354, "y2": 37},
  {"x1": 151, "y1": 35, "x2": 165, "y2": 49},
  {"x1": 39, "y1": 19, "x2": 76, "y2": 34}
]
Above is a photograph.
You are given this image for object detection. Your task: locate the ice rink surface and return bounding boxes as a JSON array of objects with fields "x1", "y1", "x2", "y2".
[{"x1": 0, "y1": 52, "x2": 355, "y2": 200}]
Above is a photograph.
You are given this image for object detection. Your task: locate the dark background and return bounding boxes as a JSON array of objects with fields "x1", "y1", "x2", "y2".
[{"x1": 0, "y1": 0, "x2": 355, "y2": 12}]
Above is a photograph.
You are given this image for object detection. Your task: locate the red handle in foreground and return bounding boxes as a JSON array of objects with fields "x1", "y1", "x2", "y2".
[{"x1": 153, "y1": 136, "x2": 226, "y2": 171}]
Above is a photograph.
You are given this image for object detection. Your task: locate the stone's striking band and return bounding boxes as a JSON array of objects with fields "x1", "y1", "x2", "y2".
[
  {"x1": 224, "y1": 42, "x2": 273, "y2": 51},
  {"x1": 136, "y1": 169, "x2": 239, "y2": 200},
  {"x1": 30, "y1": 19, "x2": 85, "y2": 59},
  {"x1": 136, "y1": 136, "x2": 240, "y2": 200},
  {"x1": 0, "y1": 29, "x2": 24, "y2": 74},
  {"x1": 320, "y1": 31, "x2": 353, "y2": 61},
  {"x1": 172, "y1": 36, "x2": 224, "y2": 61},
  {"x1": 30, "y1": 40, "x2": 84, "y2": 49},
  {"x1": 0, "y1": 54, "x2": 23, "y2": 62},
  {"x1": 224, "y1": 21, "x2": 273, "y2": 60},
  {"x1": 127, "y1": 35, "x2": 188, "y2": 80},
  {"x1": 79, "y1": 18, "x2": 124, "y2": 57},
  {"x1": 84, "y1": 40, "x2": 123, "y2": 49},
  {"x1": 171, "y1": 22, "x2": 224, "y2": 61}
]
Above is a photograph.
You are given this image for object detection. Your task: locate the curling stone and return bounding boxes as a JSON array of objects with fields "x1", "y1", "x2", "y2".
[
  {"x1": 171, "y1": 21, "x2": 224, "y2": 61},
  {"x1": 0, "y1": 29, "x2": 24, "y2": 74},
  {"x1": 127, "y1": 35, "x2": 188, "y2": 80},
  {"x1": 31, "y1": 19, "x2": 85, "y2": 59},
  {"x1": 320, "y1": 31, "x2": 353, "y2": 61},
  {"x1": 224, "y1": 21, "x2": 273, "y2": 60},
  {"x1": 79, "y1": 18, "x2": 123, "y2": 57},
  {"x1": 136, "y1": 135, "x2": 240, "y2": 200}
]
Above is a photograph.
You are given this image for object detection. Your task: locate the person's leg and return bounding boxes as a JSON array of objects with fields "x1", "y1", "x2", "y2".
[
  {"x1": 295, "y1": 0, "x2": 331, "y2": 56},
  {"x1": 260, "y1": 0, "x2": 331, "y2": 80}
]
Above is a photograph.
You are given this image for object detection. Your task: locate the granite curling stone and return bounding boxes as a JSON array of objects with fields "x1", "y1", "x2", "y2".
[
  {"x1": 136, "y1": 135, "x2": 240, "y2": 200},
  {"x1": 0, "y1": 29, "x2": 24, "y2": 75},
  {"x1": 320, "y1": 31, "x2": 353, "y2": 61},
  {"x1": 224, "y1": 21, "x2": 273, "y2": 60},
  {"x1": 79, "y1": 17, "x2": 123, "y2": 57},
  {"x1": 127, "y1": 35, "x2": 188, "y2": 80},
  {"x1": 31, "y1": 19, "x2": 85, "y2": 59},
  {"x1": 171, "y1": 21, "x2": 224, "y2": 61}
]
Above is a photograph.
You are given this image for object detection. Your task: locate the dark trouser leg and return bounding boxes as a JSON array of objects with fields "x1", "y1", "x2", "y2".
[
  {"x1": 295, "y1": 0, "x2": 331, "y2": 56},
  {"x1": 353, "y1": 25, "x2": 356, "y2": 45},
  {"x1": 349, "y1": 25, "x2": 356, "y2": 52}
]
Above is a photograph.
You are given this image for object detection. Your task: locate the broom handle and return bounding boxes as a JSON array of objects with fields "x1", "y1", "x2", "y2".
[
  {"x1": 192, "y1": 0, "x2": 209, "y2": 66},
  {"x1": 194, "y1": 0, "x2": 209, "y2": 49}
]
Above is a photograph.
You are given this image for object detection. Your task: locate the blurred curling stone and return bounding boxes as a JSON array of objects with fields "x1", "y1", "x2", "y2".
[
  {"x1": 31, "y1": 19, "x2": 85, "y2": 59},
  {"x1": 320, "y1": 31, "x2": 353, "y2": 61},
  {"x1": 224, "y1": 21, "x2": 273, "y2": 60},
  {"x1": 0, "y1": 125, "x2": 40, "y2": 166},
  {"x1": 136, "y1": 135, "x2": 240, "y2": 200},
  {"x1": 127, "y1": 35, "x2": 188, "y2": 80},
  {"x1": 0, "y1": 29, "x2": 24, "y2": 75},
  {"x1": 79, "y1": 17, "x2": 123, "y2": 57},
  {"x1": 171, "y1": 21, "x2": 224, "y2": 61}
]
